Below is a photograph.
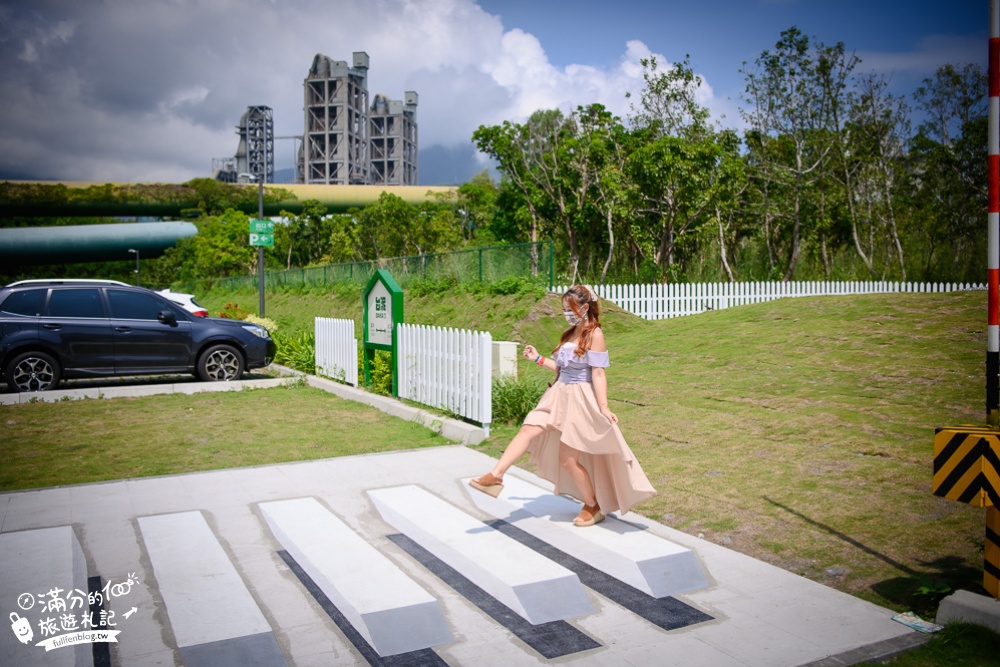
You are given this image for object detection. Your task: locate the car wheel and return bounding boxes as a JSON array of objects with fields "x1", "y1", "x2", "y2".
[
  {"x1": 197, "y1": 344, "x2": 244, "y2": 382},
  {"x1": 5, "y1": 352, "x2": 62, "y2": 392}
]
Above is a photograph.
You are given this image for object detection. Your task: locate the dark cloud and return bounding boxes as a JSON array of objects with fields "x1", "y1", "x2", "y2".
[{"x1": 3, "y1": 0, "x2": 970, "y2": 185}]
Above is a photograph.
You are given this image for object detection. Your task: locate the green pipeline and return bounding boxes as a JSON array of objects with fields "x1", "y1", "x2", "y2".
[{"x1": 0, "y1": 221, "x2": 198, "y2": 265}]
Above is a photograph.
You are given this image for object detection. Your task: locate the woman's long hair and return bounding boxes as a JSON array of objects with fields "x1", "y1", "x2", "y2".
[{"x1": 555, "y1": 285, "x2": 602, "y2": 357}]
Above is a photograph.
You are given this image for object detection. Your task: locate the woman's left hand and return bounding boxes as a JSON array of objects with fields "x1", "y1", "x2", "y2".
[{"x1": 600, "y1": 407, "x2": 618, "y2": 424}]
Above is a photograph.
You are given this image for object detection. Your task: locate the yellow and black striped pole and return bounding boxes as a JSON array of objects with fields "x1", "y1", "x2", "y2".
[
  {"x1": 988, "y1": 506, "x2": 999, "y2": 597},
  {"x1": 933, "y1": 428, "x2": 1000, "y2": 597}
]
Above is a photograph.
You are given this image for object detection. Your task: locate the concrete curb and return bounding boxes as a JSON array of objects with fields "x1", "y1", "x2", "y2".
[
  {"x1": 270, "y1": 364, "x2": 487, "y2": 445},
  {"x1": 1, "y1": 365, "x2": 489, "y2": 446},
  {"x1": 798, "y1": 632, "x2": 931, "y2": 667},
  {"x1": 302, "y1": 374, "x2": 486, "y2": 445},
  {"x1": 0, "y1": 376, "x2": 295, "y2": 406},
  {"x1": 935, "y1": 589, "x2": 1000, "y2": 634}
]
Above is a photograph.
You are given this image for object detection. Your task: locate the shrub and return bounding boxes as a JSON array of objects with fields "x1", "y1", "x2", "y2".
[
  {"x1": 487, "y1": 275, "x2": 545, "y2": 297},
  {"x1": 492, "y1": 373, "x2": 546, "y2": 424},
  {"x1": 218, "y1": 302, "x2": 251, "y2": 319},
  {"x1": 243, "y1": 313, "x2": 278, "y2": 333},
  {"x1": 273, "y1": 330, "x2": 315, "y2": 374},
  {"x1": 359, "y1": 350, "x2": 394, "y2": 396}
]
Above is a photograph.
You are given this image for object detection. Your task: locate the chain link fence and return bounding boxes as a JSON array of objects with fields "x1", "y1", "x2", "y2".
[{"x1": 192, "y1": 241, "x2": 554, "y2": 292}]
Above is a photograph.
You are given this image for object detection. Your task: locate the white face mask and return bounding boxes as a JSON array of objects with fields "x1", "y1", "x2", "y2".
[
  {"x1": 563, "y1": 303, "x2": 586, "y2": 325},
  {"x1": 563, "y1": 310, "x2": 581, "y2": 325}
]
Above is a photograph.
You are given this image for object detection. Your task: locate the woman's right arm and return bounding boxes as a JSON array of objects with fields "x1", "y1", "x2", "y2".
[{"x1": 523, "y1": 344, "x2": 557, "y2": 373}]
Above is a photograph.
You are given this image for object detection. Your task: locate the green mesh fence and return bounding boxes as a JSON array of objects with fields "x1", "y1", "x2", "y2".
[{"x1": 203, "y1": 241, "x2": 554, "y2": 292}]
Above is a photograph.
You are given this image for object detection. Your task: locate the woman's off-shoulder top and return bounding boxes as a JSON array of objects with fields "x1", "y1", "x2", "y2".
[{"x1": 554, "y1": 342, "x2": 610, "y2": 384}]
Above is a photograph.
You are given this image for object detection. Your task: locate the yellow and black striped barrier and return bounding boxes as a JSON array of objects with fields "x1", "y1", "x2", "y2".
[
  {"x1": 988, "y1": 508, "x2": 999, "y2": 598},
  {"x1": 933, "y1": 427, "x2": 1000, "y2": 598}
]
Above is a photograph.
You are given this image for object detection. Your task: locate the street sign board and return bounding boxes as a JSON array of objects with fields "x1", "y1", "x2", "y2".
[
  {"x1": 249, "y1": 219, "x2": 274, "y2": 233},
  {"x1": 249, "y1": 233, "x2": 274, "y2": 247},
  {"x1": 366, "y1": 281, "x2": 393, "y2": 346},
  {"x1": 363, "y1": 269, "x2": 404, "y2": 396}
]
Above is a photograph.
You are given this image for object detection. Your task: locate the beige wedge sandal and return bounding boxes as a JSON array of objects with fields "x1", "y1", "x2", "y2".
[
  {"x1": 469, "y1": 472, "x2": 504, "y2": 498},
  {"x1": 573, "y1": 503, "x2": 605, "y2": 527}
]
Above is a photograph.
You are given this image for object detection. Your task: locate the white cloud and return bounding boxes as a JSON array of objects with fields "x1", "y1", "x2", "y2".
[
  {"x1": 17, "y1": 40, "x2": 37, "y2": 63},
  {"x1": 0, "y1": 0, "x2": 732, "y2": 182},
  {"x1": 17, "y1": 18, "x2": 75, "y2": 63}
]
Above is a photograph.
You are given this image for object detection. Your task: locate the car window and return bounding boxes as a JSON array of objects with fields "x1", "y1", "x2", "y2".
[
  {"x1": 47, "y1": 288, "x2": 105, "y2": 318},
  {"x1": 107, "y1": 290, "x2": 177, "y2": 320},
  {"x1": 0, "y1": 288, "x2": 46, "y2": 316}
]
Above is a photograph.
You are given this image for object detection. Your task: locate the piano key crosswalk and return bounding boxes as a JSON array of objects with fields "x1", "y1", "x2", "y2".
[{"x1": 1, "y1": 475, "x2": 711, "y2": 666}]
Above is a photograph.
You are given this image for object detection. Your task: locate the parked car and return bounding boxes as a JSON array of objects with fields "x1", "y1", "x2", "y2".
[
  {"x1": 0, "y1": 280, "x2": 276, "y2": 392},
  {"x1": 158, "y1": 289, "x2": 209, "y2": 317}
]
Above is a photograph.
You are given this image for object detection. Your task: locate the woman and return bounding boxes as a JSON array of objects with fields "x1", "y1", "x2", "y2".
[{"x1": 469, "y1": 285, "x2": 655, "y2": 526}]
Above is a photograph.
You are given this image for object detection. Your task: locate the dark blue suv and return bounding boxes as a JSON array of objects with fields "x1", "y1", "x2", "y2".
[{"x1": 0, "y1": 280, "x2": 277, "y2": 392}]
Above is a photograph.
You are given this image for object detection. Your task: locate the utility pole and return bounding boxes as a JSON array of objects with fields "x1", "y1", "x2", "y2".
[
  {"x1": 257, "y1": 176, "x2": 265, "y2": 316},
  {"x1": 128, "y1": 248, "x2": 140, "y2": 286}
]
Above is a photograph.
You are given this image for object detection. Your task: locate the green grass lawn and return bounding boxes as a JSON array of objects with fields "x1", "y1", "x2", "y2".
[
  {"x1": 0, "y1": 382, "x2": 453, "y2": 489},
  {"x1": 476, "y1": 289, "x2": 991, "y2": 616},
  {"x1": 3, "y1": 285, "x2": 998, "y2": 665}
]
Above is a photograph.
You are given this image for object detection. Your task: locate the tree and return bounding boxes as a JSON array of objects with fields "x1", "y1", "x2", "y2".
[
  {"x1": 475, "y1": 110, "x2": 593, "y2": 282},
  {"x1": 840, "y1": 73, "x2": 910, "y2": 278},
  {"x1": 741, "y1": 27, "x2": 858, "y2": 280},
  {"x1": 456, "y1": 171, "x2": 499, "y2": 244},
  {"x1": 577, "y1": 104, "x2": 632, "y2": 283},
  {"x1": 914, "y1": 63, "x2": 985, "y2": 147},
  {"x1": 276, "y1": 199, "x2": 333, "y2": 269},
  {"x1": 904, "y1": 63, "x2": 987, "y2": 281},
  {"x1": 627, "y1": 54, "x2": 711, "y2": 140},
  {"x1": 626, "y1": 56, "x2": 736, "y2": 279},
  {"x1": 348, "y1": 192, "x2": 418, "y2": 259},
  {"x1": 473, "y1": 121, "x2": 547, "y2": 257},
  {"x1": 160, "y1": 209, "x2": 257, "y2": 282}
]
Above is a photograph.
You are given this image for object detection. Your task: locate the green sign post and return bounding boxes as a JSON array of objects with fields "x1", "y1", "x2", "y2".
[
  {"x1": 362, "y1": 269, "x2": 404, "y2": 396},
  {"x1": 249, "y1": 219, "x2": 274, "y2": 247}
]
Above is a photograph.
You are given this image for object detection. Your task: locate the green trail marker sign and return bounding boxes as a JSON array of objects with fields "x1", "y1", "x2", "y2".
[
  {"x1": 363, "y1": 269, "x2": 404, "y2": 396},
  {"x1": 249, "y1": 219, "x2": 274, "y2": 247}
]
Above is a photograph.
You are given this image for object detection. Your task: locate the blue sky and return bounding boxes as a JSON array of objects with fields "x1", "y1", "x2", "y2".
[
  {"x1": 478, "y1": 0, "x2": 983, "y2": 118},
  {"x1": 0, "y1": 0, "x2": 985, "y2": 185}
]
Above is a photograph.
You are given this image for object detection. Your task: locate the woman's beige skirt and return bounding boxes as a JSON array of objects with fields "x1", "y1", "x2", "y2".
[{"x1": 523, "y1": 381, "x2": 656, "y2": 515}]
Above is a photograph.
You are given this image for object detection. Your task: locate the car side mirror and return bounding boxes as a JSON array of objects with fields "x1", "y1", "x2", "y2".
[{"x1": 157, "y1": 311, "x2": 177, "y2": 326}]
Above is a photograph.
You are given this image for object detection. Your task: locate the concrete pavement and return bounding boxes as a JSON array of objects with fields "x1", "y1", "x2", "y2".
[
  {"x1": 0, "y1": 448, "x2": 931, "y2": 667},
  {"x1": 0, "y1": 375, "x2": 939, "y2": 666}
]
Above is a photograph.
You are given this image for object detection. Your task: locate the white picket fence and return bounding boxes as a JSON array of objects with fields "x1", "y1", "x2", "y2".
[
  {"x1": 553, "y1": 281, "x2": 987, "y2": 320},
  {"x1": 397, "y1": 323, "x2": 493, "y2": 435},
  {"x1": 314, "y1": 317, "x2": 359, "y2": 386}
]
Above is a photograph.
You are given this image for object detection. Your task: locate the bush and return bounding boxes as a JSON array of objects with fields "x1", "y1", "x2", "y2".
[
  {"x1": 407, "y1": 276, "x2": 460, "y2": 297},
  {"x1": 243, "y1": 313, "x2": 278, "y2": 333},
  {"x1": 360, "y1": 350, "x2": 394, "y2": 396},
  {"x1": 273, "y1": 330, "x2": 314, "y2": 374},
  {"x1": 217, "y1": 302, "x2": 251, "y2": 319},
  {"x1": 492, "y1": 373, "x2": 547, "y2": 424},
  {"x1": 487, "y1": 275, "x2": 545, "y2": 297}
]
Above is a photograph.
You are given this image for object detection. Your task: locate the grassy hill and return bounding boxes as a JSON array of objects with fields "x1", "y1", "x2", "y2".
[{"x1": 201, "y1": 284, "x2": 988, "y2": 612}]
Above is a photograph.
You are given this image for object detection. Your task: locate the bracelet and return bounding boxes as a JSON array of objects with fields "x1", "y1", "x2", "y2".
[
  {"x1": 536, "y1": 355, "x2": 545, "y2": 366},
  {"x1": 534, "y1": 353, "x2": 541, "y2": 364}
]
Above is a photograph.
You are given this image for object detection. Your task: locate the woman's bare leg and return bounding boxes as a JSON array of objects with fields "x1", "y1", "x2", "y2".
[
  {"x1": 489, "y1": 424, "x2": 545, "y2": 478},
  {"x1": 559, "y1": 443, "x2": 596, "y2": 506}
]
